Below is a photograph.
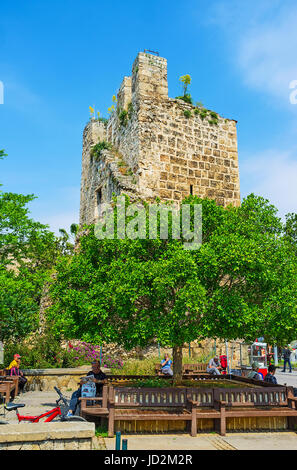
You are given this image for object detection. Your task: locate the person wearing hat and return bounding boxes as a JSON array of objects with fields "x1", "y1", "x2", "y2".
[
  {"x1": 8, "y1": 354, "x2": 21, "y2": 370},
  {"x1": 247, "y1": 362, "x2": 263, "y2": 380},
  {"x1": 7, "y1": 354, "x2": 27, "y2": 393},
  {"x1": 206, "y1": 356, "x2": 222, "y2": 375}
]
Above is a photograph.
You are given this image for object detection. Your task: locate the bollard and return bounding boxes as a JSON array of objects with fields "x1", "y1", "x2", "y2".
[
  {"x1": 115, "y1": 431, "x2": 121, "y2": 450},
  {"x1": 122, "y1": 439, "x2": 128, "y2": 450}
]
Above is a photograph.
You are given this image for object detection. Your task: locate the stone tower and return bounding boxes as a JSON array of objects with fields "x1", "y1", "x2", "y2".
[{"x1": 79, "y1": 52, "x2": 240, "y2": 226}]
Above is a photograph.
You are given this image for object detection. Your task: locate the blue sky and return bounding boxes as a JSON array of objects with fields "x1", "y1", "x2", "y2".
[{"x1": 1, "y1": 0, "x2": 297, "y2": 233}]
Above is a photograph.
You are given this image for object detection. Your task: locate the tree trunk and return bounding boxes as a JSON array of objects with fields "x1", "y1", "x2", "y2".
[{"x1": 173, "y1": 346, "x2": 183, "y2": 383}]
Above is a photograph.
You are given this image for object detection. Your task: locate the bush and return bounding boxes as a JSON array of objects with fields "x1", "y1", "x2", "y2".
[
  {"x1": 118, "y1": 109, "x2": 128, "y2": 127},
  {"x1": 90, "y1": 141, "x2": 112, "y2": 160},
  {"x1": 70, "y1": 341, "x2": 123, "y2": 369},
  {"x1": 109, "y1": 355, "x2": 202, "y2": 375},
  {"x1": 3, "y1": 335, "x2": 79, "y2": 369},
  {"x1": 3, "y1": 336, "x2": 123, "y2": 370},
  {"x1": 183, "y1": 109, "x2": 192, "y2": 119},
  {"x1": 175, "y1": 94, "x2": 193, "y2": 104}
]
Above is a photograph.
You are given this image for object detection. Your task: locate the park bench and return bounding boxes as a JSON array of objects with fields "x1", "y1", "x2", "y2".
[
  {"x1": 213, "y1": 386, "x2": 297, "y2": 435},
  {"x1": 0, "y1": 376, "x2": 19, "y2": 404},
  {"x1": 183, "y1": 363, "x2": 208, "y2": 374},
  {"x1": 81, "y1": 385, "x2": 203, "y2": 437},
  {"x1": 79, "y1": 377, "x2": 297, "y2": 436},
  {"x1": 154, "y1": 363, "x2": 207, "y2": 376}
]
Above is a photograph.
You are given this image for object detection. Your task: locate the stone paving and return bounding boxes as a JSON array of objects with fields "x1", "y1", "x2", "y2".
[
  {"x1": 105, "y1": 432, "x2": 297, "y2": 451},
  {"x1": 275, "y1": 370, "x2": 297, "y2": 388},
  {"x1": 2, "y1": 373, "x2": 297, "y2": 450},
  {"x1": 0, "y1": 389, "x2": 73, "y2": 424}
]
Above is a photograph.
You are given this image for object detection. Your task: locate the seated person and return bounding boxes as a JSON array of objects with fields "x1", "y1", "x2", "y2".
[
  {"x1": 7, "y1": 354, "x2": 27, "y2": 393},
  {"x1": 206, "y1": 356, "x2": 222, "y2": 375},
  {"x1": 247, "y1": 362, "x2": 263, "y2": 380},
  {"x1": 161, "y1": 353, "x2": 173, "y2": 376},
  {"x1": 264, "y1": 364, "x2": 277, "y2": 384},
  {"x1": 67, "y1": 360, "x2": 107, "y2": 417}
]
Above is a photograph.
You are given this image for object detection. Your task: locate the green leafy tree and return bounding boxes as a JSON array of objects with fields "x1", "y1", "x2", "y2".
[
  {"x1": 49, "y1": 194, "x2": 297, "y2": 379},
  {"x1": 179, "y1": 75, "x2": 192, "y2": 96},
  {"x1": 0, "y1": 151, "x2": 65, "y2": 341},
  {"x1": 0, "y1": 267, "x2": 39, "y2": 341}
]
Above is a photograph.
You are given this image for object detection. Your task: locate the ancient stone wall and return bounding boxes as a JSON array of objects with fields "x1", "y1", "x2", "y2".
[{"x1": 79, "y1": 51, "x2": 240, "y2": 226}]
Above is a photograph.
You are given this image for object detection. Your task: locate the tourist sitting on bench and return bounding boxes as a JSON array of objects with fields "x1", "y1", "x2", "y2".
[
  {"x1": 247, "y1": 362, "x2": 263, "y2": 380},
  {"x1": 206, "y1": 356, "x2": 222, "y2": 375},
  {"x1": 66, "y1": 360, "x2": 107, "y2": 417},
  {"x1": 161, "y1": 353, "x2": 173, "y2": 376},
  {"x1": 8, "y1": 353, "x2": 27, "y2": 393},
  {"x1": 264, "y1": 364, "x2": 277, "y2": 384}
]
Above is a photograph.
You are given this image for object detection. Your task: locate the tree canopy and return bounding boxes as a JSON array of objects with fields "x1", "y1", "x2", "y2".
[
  {"x1": 0, "y1": 151, "x2": 67, "y2": 342},
  {"x1": 49, "y1": 194, "x2": 297, "y2": 377}
]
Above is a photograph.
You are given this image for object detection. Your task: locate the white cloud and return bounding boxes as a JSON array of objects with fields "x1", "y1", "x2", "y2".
[
  {"x1": 240, "y1": 148, "x2": 297, "y2": 217},
  {"x1": 38, "y1": 210, "x2": 79, "y2": 235},
  {"x1": 238, "y1": 13, "x2": 297, "y2": 100},
  {"x1": 210, "y1": 0, "x2": 297, "y2": 103}
]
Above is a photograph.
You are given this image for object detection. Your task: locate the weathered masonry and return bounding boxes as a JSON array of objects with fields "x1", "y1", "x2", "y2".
[{"x1": 79, "y1": 52, "x2": 240, "y2": 226}]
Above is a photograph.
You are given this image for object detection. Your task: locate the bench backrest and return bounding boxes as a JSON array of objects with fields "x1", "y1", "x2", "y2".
[
  {"x1": 113, "y1": 386, "x2": 188, "y2": 407},
  {"x1": 183, "y1": 363, "x2": 207, "y2": 372},
  {"x1": 155, "y1": 363, "x2": 208, "y2": 375},
  {"x1": 213, "y1": 387, "x2": 288, "y2": 407}
]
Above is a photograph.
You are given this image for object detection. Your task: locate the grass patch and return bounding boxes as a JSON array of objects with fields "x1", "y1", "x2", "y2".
[
  {"x1": 110, "y1": 355, "x2": 209, "y2": 376},
  {"x1": 95, "y1": 425, "x2": 109, "y2": 438}
]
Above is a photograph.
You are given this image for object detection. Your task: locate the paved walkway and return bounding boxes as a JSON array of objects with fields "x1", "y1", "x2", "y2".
[
  {"x1": 275, "y1": 369, "x2": 297, "y2": 387},
  {"x1": 0, "y1": 390, "x2": 73, "y2": 424},
  {"x1": 105, "y1": 432, "x2": 297, "y2": 450},
  {"x1": 2, "y1": 379, "x2": 297, "y2": 450}
]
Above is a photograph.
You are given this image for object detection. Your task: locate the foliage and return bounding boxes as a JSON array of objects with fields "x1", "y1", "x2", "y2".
[
  {"x1": 176, "y1": 94, "x2": 193, "y2": 104},
  {"x1": 179, "y1": 74, "x2": 192, "y2": 96},
  {"x1": 118, "y1": 103, "x2": 133, "y2": 127},
  {"x1": 0, "y1": 149, "x2": 7, "y2": 163},
  {"x1": 97, "y1": 116, "x2": 108, "y2": 124},
  {"x1": 129, "y1": 378, "x2": 171, "y2": 388},
  {"x1": 95, "y1": 425, "x2": 109, "y2": 437},
  {"x1": 183, "y1": 109, "x2": 192, "y2": 118},
  {"x1": 57, "y1": 224, "x2": 79, "y2": 255},
  {"x1": 0, "y1": 151, "x2": 69, "y2": 341},
  {"x1": 2, "y1": 336, "x2": 123, "y2": 369},
  {"x1": 108, "y1": 105, "x2": 115, "y2": 114},
  {"x1": 0, "y1": 267, "x2": 40, "y2": 342},
  {"x1": 194, "y1": 106, "x2": 218, "y2": 124},
  {"x1": 90, "y1": 141, "x2": 112, "y2": 160},
  {"x1": 127, "y1": 102, "x2": 133, "y2": 119},
  {"x1": 118, "y1": 109, "x2": 128, "y2": 127},
  {"x1": 0, "y1": 189, "x2": 60, "y2": 341},
  {"x1": 49, "y1": 193, "x2": 297, "y2": 376},
  {"x1": 284, "y1": 213, "x2": 297, "y2": 251},
  {"x1": 110, "y1": 355, "x2": 200, "y2": 375},
  {"x1": 69, "y1": 341, "x2": 123, "y2": 369},
  {"x1": 3, "y1": 331, "x2": 79, "y2": 369}
]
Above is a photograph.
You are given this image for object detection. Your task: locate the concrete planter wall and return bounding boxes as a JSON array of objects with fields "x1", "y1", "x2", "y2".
[
  {"x1": 22, "y1": 367, "x2": 110, "y2": 392},
  {"x1": 0, "y1": 422, "x2": 97, "y2": 450}
]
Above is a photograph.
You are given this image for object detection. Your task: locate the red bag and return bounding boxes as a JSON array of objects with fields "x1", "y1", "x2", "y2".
[{"x1": 220, "y1": 355, "x2": 227, "y2": 369}]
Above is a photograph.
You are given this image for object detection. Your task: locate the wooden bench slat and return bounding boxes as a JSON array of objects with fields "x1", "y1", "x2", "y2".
[{"x1": 79, "y1": 383, "x2": 297, "y2": 438}]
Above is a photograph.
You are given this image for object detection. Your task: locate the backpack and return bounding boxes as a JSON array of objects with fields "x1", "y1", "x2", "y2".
[
  {"x1": 220, "y1": 355, "x2": 227, "y2": 369},
  {"x1": 81, "y1": 380, "x2": 96, "y2": 398}
]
